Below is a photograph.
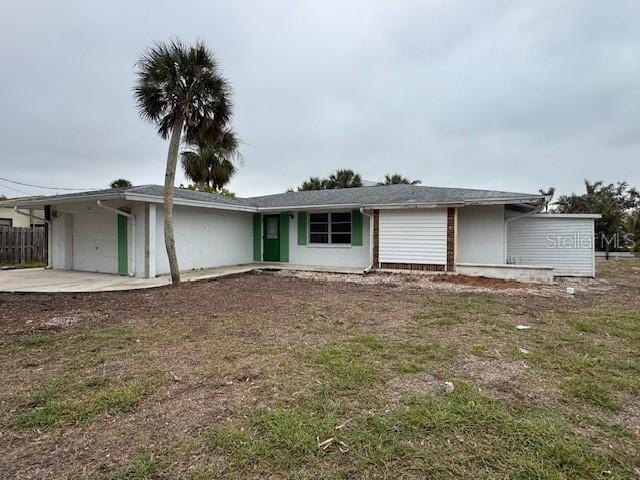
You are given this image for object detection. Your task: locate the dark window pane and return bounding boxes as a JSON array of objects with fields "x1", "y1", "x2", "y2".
[
  {"x1": 310, "y1": 233, "x2": 329, "y2": 243},
  {"x1": 310, "y1": 223, "x2": 328, "y2": 233},
  {"x1": 331, "y1": 212, "x2": 351, "y2": 223},
  {"x1": 310, "y1": 213, "x2": 329, "y2": 223},
  {"x1": 331, "y1": 234, "x2": 351, "y2": 244},
  {"x1": 331, "y1": 222, "x2": 351, "y2": 233}
]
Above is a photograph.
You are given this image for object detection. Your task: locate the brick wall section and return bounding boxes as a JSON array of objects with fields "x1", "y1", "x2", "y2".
[
  {"x1": 380, "y1": 263, "x2": 445, "y2": 271},
  {"x1": 372, "y1": 209, "x2": 380, "y2": 268},
  {"x1": 447, "y1": 207, "x2": 455, "y2": 271}
]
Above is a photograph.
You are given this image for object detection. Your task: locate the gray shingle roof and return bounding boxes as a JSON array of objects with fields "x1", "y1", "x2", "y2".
[
  {"x1": 248, "y1": 184, "x2": 542, "y2": 209},
  {"x1": 10, "y1": 184, "x2": 543, "y2": 210}
]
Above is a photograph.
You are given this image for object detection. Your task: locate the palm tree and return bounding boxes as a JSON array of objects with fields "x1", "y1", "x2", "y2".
[
  {"x1": 326, "y1": 169, "x2": 362, "y2": 189},
  {"x1": 378, "y1": 173, "x2": 421, "y2": 185},
  {"x1": 134, "y1": 40, "x2": 232, "y2": 284},
  {"x1": 110, "y1": 179, "x2": 133, "y2": 189},
  {"x1": 181, "y1": 129, "x2": 241, "y2": 191},
  {"x1": 538, "y1": 187, "x2": 555, "y2": 212},
  {"x1": 298, "y1": 176, "x2": 328, "y2": 191}
]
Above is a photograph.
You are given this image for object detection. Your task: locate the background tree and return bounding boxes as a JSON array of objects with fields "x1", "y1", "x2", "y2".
[
  {"x1": 181, "y1": 184, "x2": 236, "y2": 197},
  {"x1": 110, "y1": 179, "x2": 133, "y2": 189},
  {"x1": 134, "y1": 39, "x2": 232, "y2": 284},
  {"x1": 554, "y1": 180, "x2": 639, "y2": 258},
  {"x1": 625, "y1": 208, "x2": 640, "y2": 252},
  {"x1": 538, "y1": 186, "x2": 555, "y2": 212},
  {"x1": 181, "y1": 129, "x2": 241, "y2": 192},
  {"x1": 326, "y1": 169, "x2": 362, "y2": 189},
  {"x1": 298, "y1": 177, "x2": 327, "y2": 191},
  {"x1": 378, "y1": 173, "x2": 421, "y2": 185},
  {"x1": 296, "y1": 170, "x2": 362, "y2": 191}
]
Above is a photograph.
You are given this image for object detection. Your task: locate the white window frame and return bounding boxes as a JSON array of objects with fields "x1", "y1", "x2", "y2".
[{"x1": 309, "y1": 211, "x2": 352, "y2": 246}]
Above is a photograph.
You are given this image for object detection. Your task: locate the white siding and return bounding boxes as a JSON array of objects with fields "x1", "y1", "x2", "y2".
[
  {"x1": 155, "y1": 205, "x2": 253, "y2": 275},
  {"x1": 72, "y1": 212, "x2": 118, "y2": 274},
  {"x1": 379, "y1": 209, "x2": 447, "y2": 265},
  {"x1": 457, "y1": 205, "x2": 505, "y2": 264},
  {"x1": 288, "y1": 212, "x2": 371, "y2": 268},
  {"x1": 507, "y1": 216, "x2": 595, "y2": 277}
]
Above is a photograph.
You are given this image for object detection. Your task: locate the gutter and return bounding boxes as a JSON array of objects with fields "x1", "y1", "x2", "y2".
[{"x1": 96, "y1": 201, "x2": 136, "y2": 277}]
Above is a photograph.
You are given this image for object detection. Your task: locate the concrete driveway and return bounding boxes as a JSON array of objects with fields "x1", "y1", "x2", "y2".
[
  {"x1": 0, "y1": 266, "x2": 255, "y2": 293},
  {"x1": 0, "y1": 263, "x2": 364, "y2": 293}
]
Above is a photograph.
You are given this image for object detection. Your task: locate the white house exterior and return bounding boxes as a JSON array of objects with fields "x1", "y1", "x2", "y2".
[{"x1": 8, "y1": 184, "x2": 600, "y2": 283}]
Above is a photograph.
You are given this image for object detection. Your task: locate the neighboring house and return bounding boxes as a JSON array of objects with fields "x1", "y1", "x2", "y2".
[
  {"x1": 0, "y1": 200, "x2": 45, "y2": 228},
  {"x1": 7, "y1": 184, "x2": 600, "y2": 283}
]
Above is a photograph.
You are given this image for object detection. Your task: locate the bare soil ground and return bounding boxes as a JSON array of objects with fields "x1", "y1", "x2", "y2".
[{"x1": 1, "y1": 259, "x2": 639, "y2": 479}]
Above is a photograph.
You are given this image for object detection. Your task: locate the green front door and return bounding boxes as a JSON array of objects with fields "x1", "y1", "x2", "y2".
[{"x1": 263, "y1": 215, "x2": 280, "y2": 261}]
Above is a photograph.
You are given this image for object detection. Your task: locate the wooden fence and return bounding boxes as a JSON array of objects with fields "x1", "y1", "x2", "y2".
[{"x1": 0, "y1": 226, "x2": 47, "y2": 265}]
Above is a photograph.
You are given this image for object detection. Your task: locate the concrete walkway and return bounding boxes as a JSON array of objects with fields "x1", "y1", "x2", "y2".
[{"x1": 0, "y1": 263, "x2": 364, "y2": 293}]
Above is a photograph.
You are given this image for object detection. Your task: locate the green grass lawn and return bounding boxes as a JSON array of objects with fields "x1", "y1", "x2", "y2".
[{"x1": 1, "y1": 260, "x2": 639, "y2": 479}]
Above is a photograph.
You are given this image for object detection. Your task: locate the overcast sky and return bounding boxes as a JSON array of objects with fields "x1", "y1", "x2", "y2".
[{"x1": 0, "y1": 0, "x2": 638, "y2": 199}]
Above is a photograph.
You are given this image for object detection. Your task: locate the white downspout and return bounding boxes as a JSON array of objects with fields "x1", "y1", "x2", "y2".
[
  {"x1": 360, "y1": 207, "x2": 374, "y2": 273},
  {"x1": 96, "y1": 201, "x2": 135, "y2": 277},
  {"x1": 503, "y1": 197, "x2": 549, "y2": 263}
]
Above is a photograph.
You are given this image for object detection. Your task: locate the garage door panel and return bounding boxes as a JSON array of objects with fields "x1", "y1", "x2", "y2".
[
  {"x1": 379, "y1": 209, "x2": 447, "y2": 265},
  {"x1": 72, "y1": 213, "x2": 118, "y2": 274}
]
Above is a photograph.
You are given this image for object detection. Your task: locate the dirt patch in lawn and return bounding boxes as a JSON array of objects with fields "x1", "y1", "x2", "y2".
[
  {"x1": 384, "y1": 373, "x2": 441, "y2": 409},
  {"x1": 617, "y1": 394, "x2": 640, "y2": 435},
  {"x1": 456, "y1": 356, "x2": 541, "y2": 402},
  {"x1": 430, "y1": 274, "x2": 526, "y2": 290}
]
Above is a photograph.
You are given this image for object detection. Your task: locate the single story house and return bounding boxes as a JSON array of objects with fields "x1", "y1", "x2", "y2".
[{"x1": 8, "y1": 184, "x2": 600, "y2": 283}]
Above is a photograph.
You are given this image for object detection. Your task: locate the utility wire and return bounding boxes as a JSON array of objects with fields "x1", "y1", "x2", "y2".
[
  {"x1": 0, "y1": 176, "x2": 96, "y2": 191},
  {"x1": 0, "y1": 182, "x2": 35, "y2": 196}
]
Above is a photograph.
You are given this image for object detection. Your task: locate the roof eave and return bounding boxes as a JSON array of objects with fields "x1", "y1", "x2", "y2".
[
  {"x1": 10, "y1": 192, "x2": 126, "y2": 208},
  {"x1": 7, "y1": 192, "x2": 259, "y2": 213},
  {"x1": 124, "y1": 193, "x2": 259, "y2": 213}
]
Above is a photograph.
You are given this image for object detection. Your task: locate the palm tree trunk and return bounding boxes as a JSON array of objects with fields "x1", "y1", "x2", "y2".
[{"x1": 164, "y1": 116, "x2": 184, "y2": 285}]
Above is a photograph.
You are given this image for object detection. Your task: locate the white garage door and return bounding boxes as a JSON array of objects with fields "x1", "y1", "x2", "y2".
[
  {"x1": 379, "y1": 209, "x2": 447, "y2": 265},
  {"x1": 72, "y1": 212, "x2": 118, "y2": 274},
  {"x1": 507, "y1": 215, "x2": 596, "y2": 277}
]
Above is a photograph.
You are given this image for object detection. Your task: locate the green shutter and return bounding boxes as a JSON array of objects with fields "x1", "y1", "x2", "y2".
[
  {"x1": 297, "y1": 211, "x2": 307, "y2": 245},
  {"x1": 253, "y1": 213, "x2": 262, "y2": 261},
  {"x1": 279, "y1": 212, "x2": 289, "y2": 262},
  {"x1": 352, "y1": 209, "x2": 363, "y2": 246},
  {"x1": 117, "y1": 215, "x2": 128, "y2": 275}
]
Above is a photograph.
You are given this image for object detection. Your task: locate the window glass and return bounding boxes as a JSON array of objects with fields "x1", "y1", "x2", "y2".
[
  {"x1": 309, "y1": 223, "x2": 328, "y2": 233},
  {"x1": 310, "y1": 233, "x2": 329, "y2": 243},
  {"x1": 266, "y1": 217, "x2": 278, "y2": 239},
  {"x1": 308, "y1": 211, "x2": 351, "y2": 244},
  {"x1": 331, "y1": 212, "x2": 351, "y2": 223},
  {"x1": 309, "y1": 213, "x2": 329, "y2": 223},
  {"x1": 331, "y1": 222, "x2": 350, "y2": 233},
  {"x1": 0, "y1": 218, "x2": 12, "y2": 227},
  {"x1": 331, "y1": 234, "x2": 351, "y2": 244}
]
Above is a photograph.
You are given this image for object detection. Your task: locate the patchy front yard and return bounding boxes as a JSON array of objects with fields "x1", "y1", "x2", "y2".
[{"x1": 1, "y1": 260, "x2": 639, "y2": 479}]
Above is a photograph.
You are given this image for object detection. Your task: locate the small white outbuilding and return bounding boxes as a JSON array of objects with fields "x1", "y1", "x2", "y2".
[{"x1": 507, "y1": 214, "x2": 600, "y2": 277}]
